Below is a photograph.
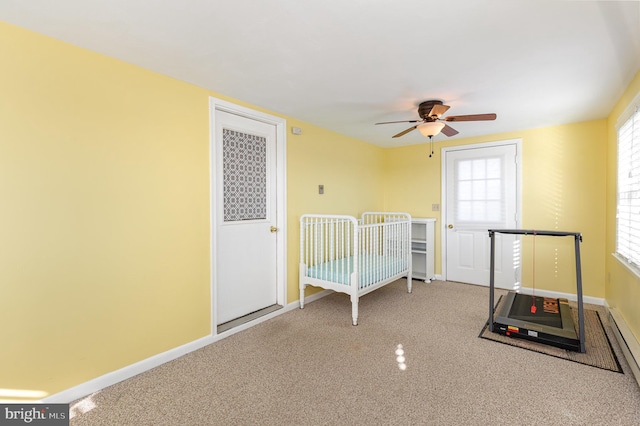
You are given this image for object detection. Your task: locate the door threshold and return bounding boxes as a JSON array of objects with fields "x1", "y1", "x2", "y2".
[{"x1": 217, "y1": 304, "x2": 283, "y2": 334}]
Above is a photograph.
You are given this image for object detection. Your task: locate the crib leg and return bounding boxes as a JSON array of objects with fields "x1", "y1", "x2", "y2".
[
  {"x1": 407, "y1": 275, "x2": 412, "y2": 293},
  {"x1": 300, "y1": 284, "x2": 305, "y2": 309},
  {"x1": 351, "y1": 294, "x2": 358, "y2": 326}
]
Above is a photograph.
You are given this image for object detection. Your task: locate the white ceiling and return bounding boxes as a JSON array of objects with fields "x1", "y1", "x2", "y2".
[{"x1": 2, "y1": 0, "x2": 639, "y2": 147}]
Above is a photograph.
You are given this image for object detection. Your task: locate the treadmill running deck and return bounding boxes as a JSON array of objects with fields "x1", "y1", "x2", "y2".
[{"x1": 493, "y1": 291, "x2": 580, "y2": 352}]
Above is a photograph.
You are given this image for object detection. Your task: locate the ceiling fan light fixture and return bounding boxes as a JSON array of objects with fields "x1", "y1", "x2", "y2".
[{"x1": 417, "y1": 121, "x2": 445, "y2": 137}]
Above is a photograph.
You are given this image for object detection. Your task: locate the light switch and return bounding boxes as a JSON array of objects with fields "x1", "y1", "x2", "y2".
[{"x1": 319, "y1": 185, "x2": 324, "y2": 195}]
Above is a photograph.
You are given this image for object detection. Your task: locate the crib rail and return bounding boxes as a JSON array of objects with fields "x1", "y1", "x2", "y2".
[
  {"x1": 357, "y1": 216, "x2": 411, "y2": 289},
  {"x1": 299, "y1": 213, "x2": 411, "y2": 289},
  {"x1": 361, "y1": 211, "x2": 412, "y2": 225},
  {"x1": 299, "y1": 214, "x2": 357, "y2": 283}
]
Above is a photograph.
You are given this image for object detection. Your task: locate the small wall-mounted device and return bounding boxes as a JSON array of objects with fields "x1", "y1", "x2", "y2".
[
  {"x1": 432, "y1": 204, "x2": 440, "y2": 211},
  {"x1": 292, "y1": 127, "x2": 302, "y2": 135},
  {"x1": 319, "y1": 184, "x2": 324, "y2": 195}
]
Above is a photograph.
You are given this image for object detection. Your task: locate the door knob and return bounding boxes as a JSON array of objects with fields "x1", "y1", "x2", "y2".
[
  {"x1": 448, "y1": 224, "x2": 454, "y2": 229},
  {"x1": 270, "y1": 226, "x2": 278, "y2": 233}
]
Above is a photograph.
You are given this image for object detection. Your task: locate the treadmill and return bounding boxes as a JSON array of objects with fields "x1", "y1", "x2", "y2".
[{"x1": 488, "y1": 229, "x2": 585, "y2": 353}]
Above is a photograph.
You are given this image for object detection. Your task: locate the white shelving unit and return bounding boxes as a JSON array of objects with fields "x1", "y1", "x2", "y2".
[{"x1": 411, "y1": 218, "x2": 435, "y2": 282}]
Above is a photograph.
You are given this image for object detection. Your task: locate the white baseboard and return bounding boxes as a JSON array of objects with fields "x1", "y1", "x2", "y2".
[
  {"x1": 44, "y1": 334, "x2": 217, "y2": 403},
  {"x1": 300, "y1": 288, "x2": 333, "y2": 305},
  {"x1": 608, "y1": 307, "x2": 640, "y2": 388},
  {"x1": 518, "y1": 286, "x2": 605, "y2": 306},
  {"x1": 44, "y1": 290, "x2": 333, "y2": 404}
]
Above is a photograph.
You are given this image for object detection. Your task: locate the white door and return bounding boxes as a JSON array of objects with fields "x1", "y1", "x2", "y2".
[
  {"x1": 213, "y1": 108, "x2": 280, "y2": 325},
  {"x1": 443, "y1": 141, "x2": 521, "y2": 289}
]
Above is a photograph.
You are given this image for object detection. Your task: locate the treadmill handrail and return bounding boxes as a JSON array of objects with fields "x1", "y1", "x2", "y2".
[{"x1": 488, "y1": 229, "x2": 582, "y2": 240}]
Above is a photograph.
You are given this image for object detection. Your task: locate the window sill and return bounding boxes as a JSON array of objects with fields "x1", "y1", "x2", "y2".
[{"x1": 612, "y1": 253, "x2": 640, "y2": 280}]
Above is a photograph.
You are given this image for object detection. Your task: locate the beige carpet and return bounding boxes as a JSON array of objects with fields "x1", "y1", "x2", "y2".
[
  {"x1": 480, "y1": 296, "x2": 622, "y2": 372},
  {"x1": 70, "y1": 280, "x2": 640, "y2": 425}
]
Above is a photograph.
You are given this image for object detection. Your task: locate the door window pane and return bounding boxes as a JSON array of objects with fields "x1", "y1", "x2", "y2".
[{"x1": 455, "y1": 156, "x2": 504, "y2": 225}]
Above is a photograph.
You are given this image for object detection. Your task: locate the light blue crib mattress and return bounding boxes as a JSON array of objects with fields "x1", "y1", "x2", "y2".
[{"x1": 305, "y1": 254, "x2": 407, "y2": 288}]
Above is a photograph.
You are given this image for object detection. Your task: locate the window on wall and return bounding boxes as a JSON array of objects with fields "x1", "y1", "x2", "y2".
[{"x1": 616, "y1": 94, "x2": 640, "y2": 271}]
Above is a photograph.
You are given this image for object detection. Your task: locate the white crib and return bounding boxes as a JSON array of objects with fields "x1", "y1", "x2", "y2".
[{"x1": 299, "y1": 212, "x2": 412, "y2": 325}]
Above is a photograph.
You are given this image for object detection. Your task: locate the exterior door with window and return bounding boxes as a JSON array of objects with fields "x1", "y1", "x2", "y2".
[{"x1": 444, "y1": 141, "x2": 520, "y2": 289}]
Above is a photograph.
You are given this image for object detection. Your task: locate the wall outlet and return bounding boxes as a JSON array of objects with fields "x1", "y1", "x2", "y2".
[
  {"x1": 432, "y1": 204, "x2": 440, "y2": 211},
  {"x1": 319, "y1": 184, "x2": 324, "y2": 195}
]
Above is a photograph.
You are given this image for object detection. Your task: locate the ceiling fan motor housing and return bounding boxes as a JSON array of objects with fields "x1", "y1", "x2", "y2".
[{"x1": 418, "y1": 100, "x2": 444, "y2": 120}]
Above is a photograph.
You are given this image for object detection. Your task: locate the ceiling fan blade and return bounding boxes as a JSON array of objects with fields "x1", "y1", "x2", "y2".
[
  {"x1": 392, "y1": 125, "x2": 418, "y2": 138},
  {"x1": 429, "y1": 104, "x2": 450, "y2": 118},
  {"x1": 375, "y1": 119, "x2": 421, "y2": 125},
  {"x1": 444, "y1": 113, "x2": 497, "y2": 122},
  {"x1": 441, "y1": 124, "x2": 459, "y2": 137}
]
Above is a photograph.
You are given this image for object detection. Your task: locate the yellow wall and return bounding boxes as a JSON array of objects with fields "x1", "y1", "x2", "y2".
[
  {"x1": 384, "y1": 120, "x2": 608, "y2": 298},
  {"x1": 0, "y1": 21, "x2": 211, "y2": 398},
  {"x1": 0, "y1": 21, "x2": 384, "y2": 399},
  {"x1": 606, "y1": 71, "x2": 640, "y2": 343}
]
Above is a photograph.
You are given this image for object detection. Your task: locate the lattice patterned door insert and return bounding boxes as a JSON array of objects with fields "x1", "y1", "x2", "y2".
[{"x1": 222, "y1": 128, "x2": 267, "y2": 222}]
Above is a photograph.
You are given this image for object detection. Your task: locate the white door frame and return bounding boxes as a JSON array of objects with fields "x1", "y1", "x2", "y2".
[
  {"x1": 209, "y1": 97, "x2": 287, "y2": 334},
  {"x1": 440, "y1": 139, "x2": 522, "y2": 283}
]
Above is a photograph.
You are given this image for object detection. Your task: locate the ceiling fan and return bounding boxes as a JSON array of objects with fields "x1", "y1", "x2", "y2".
[{"x1": 375, "y1": 100, "x2": 497, "y2": 139}]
